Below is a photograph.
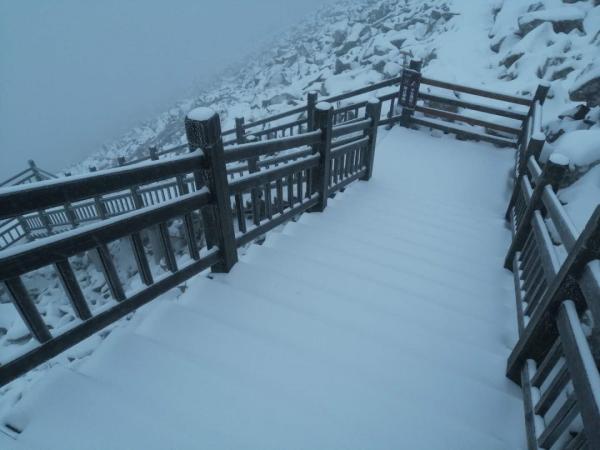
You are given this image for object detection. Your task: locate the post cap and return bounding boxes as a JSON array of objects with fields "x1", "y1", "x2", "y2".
[
  {"x1": 367, "y1": 97, "x2": 380, "y2": 105},
  {"x1": 315, "y1": 101, "x2": 332, "y2": 111},
  {"x1": 185, "y1": 107, "x2": 221, "y2": 148},
  {"x1": 187, "y1": 107, "x2": 216, "y2": 122},
  {"x1": 548, "y1": 153, "x2": 569, "y2": 167}
]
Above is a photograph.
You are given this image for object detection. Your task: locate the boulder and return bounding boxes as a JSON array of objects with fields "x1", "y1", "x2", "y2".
[
  {"x1": 570, "y1": 64, "x2": 600, "y2": 106},
  {"x1": 334, "y1": 58, "x2": 352, "y2": 74},
  {"x1": 518, "y1": 8, "x2": 585, "y2": 35},
  {"x1": 332, "y1": 28, "x2": 347, "y2": 47}
]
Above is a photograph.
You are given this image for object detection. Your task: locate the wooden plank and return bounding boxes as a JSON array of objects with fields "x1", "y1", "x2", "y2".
[
  {"x1": 236, "y1": 197, "x2": 318, "y2": 247},
  {"x1": 534, "y1": 363, "x2": 569, "y2": 416},
  {"x1": 0, "y1": 153, "x2": 203, "y2": 219},
  {"x1": 418, "y1": 92, "x2": 527, "y2": 120},
  {"x1": 506, "y1": 207, "x2": 600, "y2": 382},
  {"x1": 420, "y1": 76, "x2": 532, "y2": 106},
  {"x1": 537, "y1": 395, "x2": 578, "y2": 449},
  {"x1": 531, "y1": 339, "x2": 562, "y2": 388},
  {"x1": 223, "y1": 131, "x2": 320, "y2": 163},
  {"x1": 229, "y1": 155, "x2": 319, "y2": 195},
  {"x1": 4, "y1": 277, "x2": 52, "y2": 343},
  {"x1": 415, "y1": 105, "x2": 521, "y2": 135},
  {"x1": 96, "y1": 243, "x2": 126, "y2": 302},
  {"x1": 0, "y1": 250, "x2": 220, "y2": 387},
  {"x1": 130, "y1": 232, "x2": 153, "y2": 286},
  {"x1": 521, "y1": 360, "x2": 542, "y2": 450},
  {"x1": 158, "y1": 222, "x2": 178, "y2": 273},
  {"x1": 557, "y1": 301, "x2": 600, "y2": 448},
  {"x1": 411, "y1": 117, "x2": 516, "y2": 147},
  {"x1": 0, "y1": 191, "x2": 210, "y2": 280},
  {"x1": 504, "y1": 159, "x2": 569, "y2": 269},
  {"x1": 55, "y1": 259, "x2": 92, "y2": 320}
]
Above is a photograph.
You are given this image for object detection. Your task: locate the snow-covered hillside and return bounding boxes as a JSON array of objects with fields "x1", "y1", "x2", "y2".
[{"x1": 68, "y1": 0, "x2": 600, "y2": 210}]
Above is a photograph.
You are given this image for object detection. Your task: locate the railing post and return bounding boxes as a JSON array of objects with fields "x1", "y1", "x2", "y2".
[
  {"x1": 117, "y1": 156, "x2": 126, "y2": 166},
  {"x1": 185, "y1": 107, "x2": 238, "y2": 273},
  {"x1": 309, "y1": 102, "x2": 333, "y2": 212},
  {"x1": 89, "y1": 166, "x2": 108, "y2": 220},
  {"x1": 306, "y1": 91, "x2": 318, "y2": 132},
  {"x1": 28, "y1": 159, "x2": 43, "y2": 182},
  {"x1": 518, "y1": 82, "x2": 550, "y2": 146},
  {"x1": 533, "y1": 82, "x2": 550, "y2": 105},
  {"x1": 399, "y1": 59, "x2": 422, "y2": 127},
  {"x1": 361, "y1": 98, "x2": 382, "y2": 181},
  {"x1": 16, "y1": 216, "x2": 32, "y2": 242},
  {"x1": 149, "y1": 146, "x2": 159, "y2": 161},
  {"x1": 235, "y1": 117, "x2": 246, "y2": 144}
]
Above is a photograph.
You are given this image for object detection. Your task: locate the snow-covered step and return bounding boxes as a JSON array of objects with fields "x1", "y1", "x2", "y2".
[{"x1": 2, "y1": 127, "x2": 525, "y2": 449}]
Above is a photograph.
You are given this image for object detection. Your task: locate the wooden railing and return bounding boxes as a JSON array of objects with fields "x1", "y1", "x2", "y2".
[
  {"x1": 504, "y1": 115, "x2": 600, "y2": 448},
  {"x1": 0, "y1": 98, "x2": 382, "y2": 387},
  {"x1": 0, "y1": 61, "x2": 537, "y2": 252}
]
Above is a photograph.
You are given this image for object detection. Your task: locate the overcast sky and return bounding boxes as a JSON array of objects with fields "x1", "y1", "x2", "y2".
[{"x1": 0, "y1": 0, "x2": 332, "y2": 180}]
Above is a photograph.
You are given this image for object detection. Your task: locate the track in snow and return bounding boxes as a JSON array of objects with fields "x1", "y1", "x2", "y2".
[{"x1": 2, "y1": 127, "x2": 526, "y2": 449}]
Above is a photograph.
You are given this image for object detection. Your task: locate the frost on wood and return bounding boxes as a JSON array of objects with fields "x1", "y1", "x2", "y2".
[{"x1": 186, "y1": 107, "x2": 216, "y2": 122}]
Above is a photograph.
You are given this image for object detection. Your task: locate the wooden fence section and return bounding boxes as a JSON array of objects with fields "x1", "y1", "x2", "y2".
[
  {"x1": 0, "y1": 62, "x2": 537, "y2": 252},
  {"x1": 0, "y1": 161, "x2": 57, "y2": 250},
  {"x1": 0, "y1": 99, "x2": 381, "y2": 387},
  {"x1": 503, "y1": 107, "x2": 600, "y2": 449}
]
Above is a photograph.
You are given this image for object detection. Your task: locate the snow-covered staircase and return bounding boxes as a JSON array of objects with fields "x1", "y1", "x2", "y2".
[{"x1": 2, "y1": 127, "x2": 528, "y2": 449}]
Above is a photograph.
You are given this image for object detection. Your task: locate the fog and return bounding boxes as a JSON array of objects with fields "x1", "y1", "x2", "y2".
[{"x1": 0, "y1": 0, "x2": 332, "y2": 181}]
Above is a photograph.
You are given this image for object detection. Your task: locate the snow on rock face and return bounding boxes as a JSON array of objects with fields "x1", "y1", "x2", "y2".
[
  {"x1": 66, "y1": 0, "x2": 459, "y2": 175},
  {"x1": 518, "y1": 7, "x2": 585, "y2": 35},
  {"x1": 551, "y1": 129, "x2": 600, "y2": 169},
  {"x1": 570, "y1": 63, "x2": 600, "y2": 106}
]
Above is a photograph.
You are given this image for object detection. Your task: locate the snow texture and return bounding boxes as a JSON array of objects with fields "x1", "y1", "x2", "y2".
[{"x1": 0, "y1": 127, "x2": 525, "y2": 449}]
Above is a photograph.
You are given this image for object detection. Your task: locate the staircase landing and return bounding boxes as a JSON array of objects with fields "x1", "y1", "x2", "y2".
[{"x1": 3, "y1": 127, "x2": 526, "y2": 449}]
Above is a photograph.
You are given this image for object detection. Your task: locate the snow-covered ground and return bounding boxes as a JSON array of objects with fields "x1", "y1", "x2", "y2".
[
  {"x1": 1, "y1": 127, "x2": 526, "y2": 449},
  {"x1": 1, "y1": 0, "x2": 599, "y2": 446}
]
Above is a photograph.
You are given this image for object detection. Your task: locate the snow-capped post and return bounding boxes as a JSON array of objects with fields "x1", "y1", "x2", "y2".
[
  {"x1": 361, "y1": 98, "x2": 382, "y2": 181},
  {"x1": 309, "y1": 102, "x2": 333, "y2": 212},
  {"x1": 518, "y1": 81, "x2": 550, "y2": 148},
  {"x1": 398, "y1": 59, "x2": 422, "y2": 127},
  {"x1": 63, "y1": 201, "x2": 79, "y2": 228},
  {"x1": 117, "y1": 156, "x2": 126, "y2": 166},
  {"x1": 149, "y1": 146, "x2": 158, "y2": 161},
  {"x1": 533, "y1": 82, "x2": 550, "y2": 105},
  {"x1": 235, "y1": 117, "x2": 246, "y2": 144},
  {"x1": 185, "y1": 107, "x2": 238, "y2": 272},
  {"x1": 28, "y1": 159, "x2": 42, "y2": 181},
  {"x1": 504, "y1": 153, "x2": 569, "y2": 269},
  {"x1": 306, "y1": 91, "x2": 318, "y2": 131}
]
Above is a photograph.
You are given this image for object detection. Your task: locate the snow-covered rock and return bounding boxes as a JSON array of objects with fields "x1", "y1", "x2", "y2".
[{"x1": 518, "y1": 7, "x2": 585, "y2": 35}]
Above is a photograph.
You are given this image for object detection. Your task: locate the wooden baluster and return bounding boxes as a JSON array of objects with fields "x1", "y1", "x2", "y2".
[
  {"x1": 55, "y1": 259, "x2": 92, "y2": 319},
  {"x1": 130, "y1": 231, "x2": 153, "y2": 286},
  {"x1": 235, "y1": 117, "x2": 246, "y2": 144},
  {"x1": 96, "y1": 243, "x2": 126, "y2": 301},
  {"x1": 306, "y1": 91, "x2": 318, "y2": 132},
  {"x1": 176, "y1": 175, "x2": 200, "y2": 260},
  {"x1": 5, "y1": 277, "x2": 52, "y2": 342},
  {"x1": 361, "y1": 98, "x2": 382, "y2": 181}
]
